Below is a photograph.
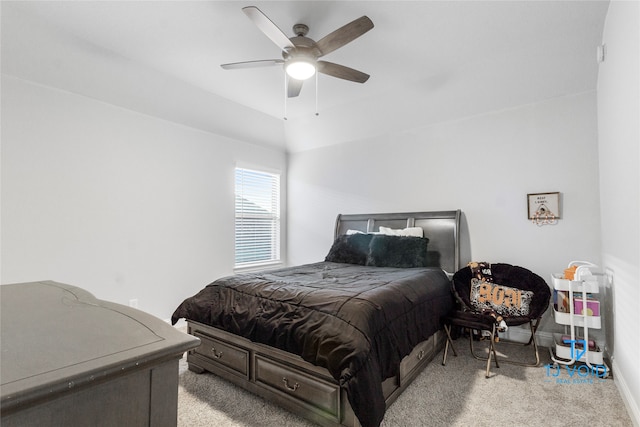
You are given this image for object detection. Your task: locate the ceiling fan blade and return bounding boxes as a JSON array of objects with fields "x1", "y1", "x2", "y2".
[
  {"x1": 316, "y1": 16, "x2": 374, "y2": 57},
  {"x1": 242, "y1": 6, "x2": 295, "y2": 52},
  {"x1": 221, "y1": 59, "x2": 284, "y2": 70},
  {"x1": 317, "y1": 61, "x2": 370, "y2": 83},
  {"x1": 287, "y1": 77, "x2": 303, "y2": 98}
]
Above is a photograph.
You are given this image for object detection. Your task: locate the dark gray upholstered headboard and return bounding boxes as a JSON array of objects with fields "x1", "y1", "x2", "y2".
[{"x1": 334, "y1": 210, "x2": 461, "y2": 275}]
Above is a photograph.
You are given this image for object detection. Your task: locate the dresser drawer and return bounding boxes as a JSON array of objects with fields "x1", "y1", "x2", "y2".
[
  {"x1": 400, "y1": 337, "x2": 433, "y2": 380},
  {"x1": 193, "y1": 332, "x2": 249, "y2": 379},
  {"x1": 254, "y1": 355, "x2": 340, "y2": 420}
]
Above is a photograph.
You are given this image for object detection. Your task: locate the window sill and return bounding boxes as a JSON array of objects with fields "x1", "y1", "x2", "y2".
[{"x1": 234, "y1": 261, "x2": 283, "y2": 274}]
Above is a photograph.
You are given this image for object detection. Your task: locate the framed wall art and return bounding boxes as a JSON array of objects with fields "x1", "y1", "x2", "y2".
[{"x1": 527, "y1": 192, "x2": 560, "y2": 223}]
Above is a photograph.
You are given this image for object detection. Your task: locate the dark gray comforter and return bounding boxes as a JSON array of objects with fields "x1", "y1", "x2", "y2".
[{"x1": 172, "y1": 262, "x2": 453, "y2": 427}]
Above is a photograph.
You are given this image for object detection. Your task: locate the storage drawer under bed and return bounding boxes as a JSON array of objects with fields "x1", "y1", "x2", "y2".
[
  {"x1": 399, "y1": 332, "x2": 438, "y2": 383},
  {"x1": 192, "y1": 331, "x2": 249, "y2": 379},
  {"x1": 254, "y1": 355, "x2": 341, "y2": 422}
]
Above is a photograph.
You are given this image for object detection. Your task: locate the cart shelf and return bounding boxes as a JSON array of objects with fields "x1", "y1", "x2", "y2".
[
  {"x1": 551, "y1": 274, "x2": 599, "y2": 293},
  {"x1": 553, "y1": 307, "x2": 601, "y2": 329},
  {"x1": 553, "y1": 333, "x2": 604, "y2": 365}
]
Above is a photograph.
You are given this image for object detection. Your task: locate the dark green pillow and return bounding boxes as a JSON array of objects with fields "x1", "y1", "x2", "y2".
[
  {"x1": 366, "y1": 235, "x2": 429, "y2": 268},
  {"x1": 325, "y1": 233, "x2": 374, "y2": 265}
]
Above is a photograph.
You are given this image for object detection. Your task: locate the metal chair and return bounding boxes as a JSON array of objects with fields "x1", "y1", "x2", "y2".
[{"x1": 442, "y1": 263, "x2": 551, "y2": 377}]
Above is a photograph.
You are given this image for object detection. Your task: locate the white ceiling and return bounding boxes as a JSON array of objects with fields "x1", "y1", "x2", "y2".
[{"x1": 1, "y1": 1, "x2": 609, "y2": 152}]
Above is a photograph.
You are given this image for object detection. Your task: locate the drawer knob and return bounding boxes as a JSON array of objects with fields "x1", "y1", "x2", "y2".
[
  {"x1": 211, "y1": 346, "x2": 223, "y2": 359},
  {"x1": 282, "y1": 377, "x2": 299, "y2": 392},
  {"x1": 417, "y1": 350, "x2": 425, "y2": 360}
]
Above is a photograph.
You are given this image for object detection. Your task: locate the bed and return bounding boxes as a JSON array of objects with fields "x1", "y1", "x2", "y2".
[{"x1": 172, "y1": 210, "x2": 461, "y2": 427}]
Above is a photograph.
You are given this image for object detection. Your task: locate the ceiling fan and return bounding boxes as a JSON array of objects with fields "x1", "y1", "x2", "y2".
[{"x1": 221, "y1": 6, "x2": 374, "y2": 98}]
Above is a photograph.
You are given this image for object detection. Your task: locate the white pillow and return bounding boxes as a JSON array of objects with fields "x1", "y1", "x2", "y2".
[
  {"x1": 378, "y1": 226, "x2": 424, "y2": 237},
  {"x1": 345, "y1": 229, "x2": 381, "y2": 235},
  {"x1": 345, "y1": 229, "x2": 364, "y2": 235}
]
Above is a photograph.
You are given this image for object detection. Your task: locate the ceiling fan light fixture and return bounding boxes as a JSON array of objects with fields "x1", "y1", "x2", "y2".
[{"x1": 285, "y1": 58, "x2": 316, "y2": 80}]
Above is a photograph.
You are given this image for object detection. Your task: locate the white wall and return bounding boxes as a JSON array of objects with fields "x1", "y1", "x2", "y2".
[
  {"x1": 289, "y1": 92, "x2": 601, "y2": 272},
  {"x1": 288, "y1": 91, "x2": 601, "y2": 336},
  {"x1": 1, "y1": 76, "x2": 287, "y2": 322},
  {"x1": 597, "y1": 1, "x2": 640, "y2": 424}
]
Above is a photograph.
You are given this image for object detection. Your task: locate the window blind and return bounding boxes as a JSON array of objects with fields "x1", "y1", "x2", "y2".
[{"x1": 234, "y1": 168, "x2": 281, "y2": 266}]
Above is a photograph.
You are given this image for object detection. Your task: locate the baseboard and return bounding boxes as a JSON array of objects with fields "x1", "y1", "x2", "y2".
[
  {"x1": 612, "y1": 357, "x2": 640, "y2": 427},
  {"x1": 535, "y1": 330, "x2": 555, "y2": 348},
  {"x1": 499, "y1": 326, "x2": 554, "y2": 348}
]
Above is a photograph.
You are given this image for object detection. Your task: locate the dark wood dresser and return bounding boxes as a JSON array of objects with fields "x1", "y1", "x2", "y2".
[{"x1": 1, "y1": 281, "x2": 200, "y2": 426}]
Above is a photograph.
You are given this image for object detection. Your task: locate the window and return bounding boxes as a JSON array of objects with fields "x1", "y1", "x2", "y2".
[{"x1": 234, "y1": 167, "x2": 281, "y2": 267}]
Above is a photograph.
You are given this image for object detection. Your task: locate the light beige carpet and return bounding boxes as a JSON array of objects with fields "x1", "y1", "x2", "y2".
[{"x1": 177, "y1": 341, "x2": 633, "y2": 427}]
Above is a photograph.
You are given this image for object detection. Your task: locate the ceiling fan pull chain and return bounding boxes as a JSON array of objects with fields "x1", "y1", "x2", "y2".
[
  {"x1": 315, "y1": 72, "x2": 319, "y2": 116},
  {"x1": 284, "y1": 72, "x2": 288, "y2": 120}
]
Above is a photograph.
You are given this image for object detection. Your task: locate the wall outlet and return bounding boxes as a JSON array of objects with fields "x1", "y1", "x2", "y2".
[{"x1": 128, "y1": 298, "x2": 139, "y2": 309}]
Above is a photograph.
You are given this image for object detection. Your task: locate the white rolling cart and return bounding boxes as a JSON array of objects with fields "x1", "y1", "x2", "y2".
[{"x1": 549, "y1": 261, "x2": 609, "y2": 376}]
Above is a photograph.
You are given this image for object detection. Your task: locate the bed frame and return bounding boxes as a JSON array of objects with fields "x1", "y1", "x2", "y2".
[{"x1": 185, "y1": 210, "x2": 461, "y2": 427}]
